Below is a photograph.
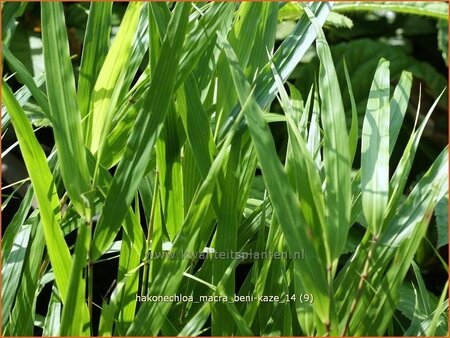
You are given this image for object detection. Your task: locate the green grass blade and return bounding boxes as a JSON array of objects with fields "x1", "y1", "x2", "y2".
[
  {"x1": 114, "y1": 217, "x2": 142, "y2": 334},
  {"x1": 389, "y1": 71, "x2": 412, "y2": 155},
  {"x1": 2, "y1": 2, "x2": 22, "y2": 34},
  {"x1": 2, "y1": 186, "x2": 33, "y2": 265},
  {"x1": 43, "y1": 291, "x2": 62, "y2": 336},
  {"x1": 98, "y1": 264, "x2": 141, "y2": 336},
  {"x1": 247, "y1": 3, "x2": 279, "y2": 78},
  {"x1": 179, "y1": 303, "x2": 211, "y2": 336},
  {"x1": 127, "y1": 101, "x2": 243, "y2": 336},
  {"x1": 272, "y1": 63, "x2": 330, "y2": 265},
  {"x1": 427, "y1": 281, "x2": 449, "y2": 335},
  {"x1": 8, "y1": 215, "x2": 45, "y2": 335},
  {"x1": 343, "y1": 59, "x2": 358, "y2": 165},
  {"x1": 385, "y1": 89, "x2": 445, "y2": 223},
  {"x1": 215, "y1": 3, "x2": 266, "y2": 132},
  {"x1": 361, "y1": 58, "x2": 390, "y2": 235},
  {"x1": 176, "y1": 3, "x2": 235, "y2": 89},
  {"x1": 98, "y1": 300, "x2": 115, "y2": 337},
  {"x1": 178, "y1": 75, "x2": 215, "y2": 178},
  {"x1": 41, "y1": 2, "x2": 91, "y2": 219},
  {"x1": 86, "y1": 2, "x2": 143, "y2": 153},
  {"x1": 149, "y1": 2, "x2": 170, "y2": 42},
  {"x1": 155, "y1": 104, "x2": 185, "y2": 239},
  {"x1": 97, "y1": 3, "x2": 234, "y2": 169},
  {"x1": 77, "y1": 2, "x2": 112, "y2": 120},
  {"x1": 59, "y1": 223, "x2": 90, "y2": 336},
  {"x1": 211, "y1": 139, "x2": 241, "y2": 335},
  {"x1": 1, "y1": 222, "x2": 32, "y2": 328},
  {"x1": 218, "y1": 2, "x2": 332, "y2": 140},
  {"x1": 353, "y1": 147, "x2": 448, "y2": 334},
  {"x1": 2, "y1": 2, "x2": 26, "y2": 46},
  {"x1": 304, "y1": 6, "x2": 352, "y2": 261},
  {"x1": 84, "y1": 150, "x2": 145, "y2": 259},
  {"x1": 92, "y1": 2, "x2": 191, "y2": 261},
  {"x1": 221, "y1": 35, "x2": 330, "y2": 331},
  {"x1": 2, "y1": 80, "x2": 72, "y2": 308},
  {"x1": 117, "y1": 6, "x2": 149, "y2": 103},
  {"x1": 3, "y1": 45, "x2": 50, "y2": 117},
  {"x1": 3, "y1": 83, "x2": 90, "y2": 333},
  {"x1": 1, "y1": 72, "x2": 45, "y2": 129},
  {"x1": 307, "y1": 85, "x2": 322, "y2": 167}
]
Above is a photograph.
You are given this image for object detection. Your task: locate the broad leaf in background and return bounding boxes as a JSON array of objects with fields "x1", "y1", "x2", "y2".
[
  {"x1": 295, "y1": 39, "x2": 448, "y2": 124},
  {"x1": 333, "y1": 2, "x2": 448, "y2": 20},
  {"x1": 437, "y1": 19, "x2": 448, "y2": 66}
]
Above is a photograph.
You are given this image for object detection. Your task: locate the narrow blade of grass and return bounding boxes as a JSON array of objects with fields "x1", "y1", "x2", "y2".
[
  {"x1": 92, "y1": 3, "x2": 191, "y2": 261},
  {"x1": 2, "y1": 2, "x2": 26, "y2": 46},
  {"x1": 178, "y1": 75, "x2": 215, "y2": 178},
  {"x1": 343, "y1": 59, "x2": 358, "y2": 165},
  {"x1": 247, "y1": 3, "x2": 279, "y2": 78},
  {"x1": 8, "y1": 215, "x2": 45, "y2": 335},
  {"x1": 1, "y1": 72, "x2": 45, "y2": 130},
  {"x1": 272, "y1": 63, "x2": 330, "y2": 265},
  {"x1": 361, "y1": 58, "x2": 390, "y2": 235},
  {"x1": 59, "y1": 222, "x2": 90, "y2": 336},
  {"x1": 86, "y1": 2, "x2": 143, "y2": 153},
  {"x1": 155, "y1": 104, "x2": 185, "y2": 239},
  {"x1": 2, "y1": 186, "x2": 33, "y2": 265},
  {"x1": 43, "y1": 291, "x2": 62, "y2": 336},
  {"x1": 77, "y1": 2, "x2": 112, "y2": 120},
  {"x1": 114, "y1": 213, "x2": 142, "y2": 334},
  {"x1": 127, "y1": 96, "x2": 244, "y2": 336},
  {"x1": 304, "y1": 6, "x2": 352, "y2": 262},
  {"x1": 221, "y1": 35, "x2": 331, "y2": 330},
  {"x1": 41, "y1": 2, "x2": 91, "y2": 219},
  {"x1": 3, "y1": 45, "x2": 50, "y2": 117},
  {"x1": 389, "y1": 71, "x2": 413, "y2": 155},
  {"x1": 2, "y1": 80, "x2": 76, "y2": 312},
  {"x1": 307, "y1": 85, "x2": 322, "y2": 167},
  {"x1": 179, "y1": 303, "x2": 211, "y2": 336},
  {"x1": 1, "y1": 222, "x2": 31, "y2": 328},
  {"x1": 217, "y1": 2, "x2": 332, "y2": 140},
  {"x1": 211, "y1": 139, "x2": 241, "y2": 335},
  {"x1": 385, "y1": 89, "x2": 445, "y2": 223}
]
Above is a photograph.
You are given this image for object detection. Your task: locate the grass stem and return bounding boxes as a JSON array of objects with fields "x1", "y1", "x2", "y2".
[{"x1": 341, "y1": 233, "x2": 379, "y2": 336}]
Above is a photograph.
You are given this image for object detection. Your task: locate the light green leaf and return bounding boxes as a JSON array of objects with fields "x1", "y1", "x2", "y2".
[
  {"x1": 220, "y1": 34, "x2": 330, "y2": 331},
  {"x1": 43, "y1": 291, "x2": 62, "y2": 336},
  {"x1": 2, "y1": 80, "x2": 72, "y2": 311},
  {"x1": 77, "y1": 2, "x2": 112, "y2": 120},
  {"x1": 86, "y1": 2, "x2": 143, "y2": 154},
  {"x1": 92, "y1": 2, "x2": 191, "y2": 261},
  {"x1": 304, "y1": 5, "x2": 352, "y2": 260},
  {"x1": 361, "y1": 58, "x2": 390, "y2": 236},
  {"x1": 59, "y1": 222, "x2": 90, "y2": 336},
  {"x1": 41, "y1": 2, "x2": 91, "y2": 219},
  {"x1": 334, "y1": 2, "x2": 448, "y2": 20}
]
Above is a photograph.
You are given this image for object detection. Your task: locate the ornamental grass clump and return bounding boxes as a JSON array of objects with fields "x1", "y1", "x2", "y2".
[{"x1": 2, "y1": 2, "x2": 448, "y2": 336}]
